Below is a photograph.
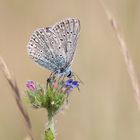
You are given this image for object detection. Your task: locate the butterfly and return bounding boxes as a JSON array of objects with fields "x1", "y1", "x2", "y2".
[{"x1": 27, "y1": 18, "x2": 80, "y2": 78}]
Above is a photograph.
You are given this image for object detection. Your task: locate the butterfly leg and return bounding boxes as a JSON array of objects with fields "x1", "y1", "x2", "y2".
[{"x1": 46, "y1": 72, "x2": 56, "y2": 89}]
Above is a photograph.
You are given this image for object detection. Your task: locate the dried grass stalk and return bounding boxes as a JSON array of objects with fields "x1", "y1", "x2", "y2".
[
  {"x1": 100, "y1": 1, "x2": 140, "y2": 110},
  {"x1": 0, "y1": 56, "x2": 34, "y2": 140}
]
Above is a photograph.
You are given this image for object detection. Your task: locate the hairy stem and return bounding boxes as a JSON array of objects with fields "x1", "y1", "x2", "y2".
[
  {"x1": 44, "y1": 110, "x2": 55, "y2": 140},
  {"x1": 48, "y1": 116, "x2": 55, "y2": 135}
]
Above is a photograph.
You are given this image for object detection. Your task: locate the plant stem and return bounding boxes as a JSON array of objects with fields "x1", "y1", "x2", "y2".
[
  {"x1": 44, "y1": 110, "x2": 55, "y2": 140},
  {"x1": 48, "y1": 112, "x2": 55, "y2": 135}
]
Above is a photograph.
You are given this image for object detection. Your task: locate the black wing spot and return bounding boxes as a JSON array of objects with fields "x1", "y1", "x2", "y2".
[
  {"x1": 67, "y1": 32, "x2": 69, "y2": 34},
  {"x1": 63, "y1": 34, "x2": 66, "y2": 37},
  {"x1": 60, "y1": 38, "x2": 63, "y2": 41},
  {"x1": 45, "y1": 56, "x2": 49, "y2": 60},
  {"x1": 57, "y1": 25, "x2": 60, "y2": 29},
  {"x1": 59, "y1": 54, "x2": 62, "y2": 57},
  {"x1": 45, "y1": 27, "x2": 50, "y2": 31},
  {"x1": 59, "y1": 47, "x2": 61, "y2": 49}
]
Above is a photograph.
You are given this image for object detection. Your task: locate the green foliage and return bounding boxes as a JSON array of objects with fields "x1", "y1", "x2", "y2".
[
  {"x1": 25, "y1": 77, "x2": 80, "y2": 140},
  {"x1": 25, "y1": 79, "x2": 67, "y2": 115}
]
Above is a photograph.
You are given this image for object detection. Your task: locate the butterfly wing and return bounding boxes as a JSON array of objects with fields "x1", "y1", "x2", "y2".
[
  {"x1": 52, "y1": 18, "x2": 80, "y2": 68},
  {"x1": 27, "y1": 18, "x2": 80, "y2": 74},
  {"x1": 27, "y1": 27, "x2": 67, "y2": 72}
]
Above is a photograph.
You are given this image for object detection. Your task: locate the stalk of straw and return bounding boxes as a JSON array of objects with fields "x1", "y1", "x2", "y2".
[
  {"x1": 100, "y1": 1, "x2": 140, "y2": 110},
  {"x1": 0, "y1": 56, "x2": 35, "y2": 140}
]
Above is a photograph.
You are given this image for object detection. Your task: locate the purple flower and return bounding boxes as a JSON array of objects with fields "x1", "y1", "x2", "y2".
[
  {"x1": 65, "y1": 79, "x2": 79, "y2": 94},
  {"x1": 26, "y1": 80, "x2": 36, "y2": 91},
  {"x1": 71, "y1": 81, "x2": 79, "y2": 88},
  {"x1": 66, "y1": 88, "x2": 73, "y2": 94},
  {"x1": 65, "y1": 79, "x2": 73, "y2": 86}
]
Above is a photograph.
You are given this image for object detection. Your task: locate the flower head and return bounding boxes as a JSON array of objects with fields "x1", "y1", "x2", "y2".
[
  {"x1": 71, "y1": 81, "x2": 79, "y2": 88},
  {"x1": 65, "y1": 79, "x2": 73, "y2": 86},
  {"x1": 65, "y1": 79, "x2": 79, "y2": 94},
  {"x1": 25, "y1": 77, "x2": 80, "y2": 110},
  {"x1": 26, "y1": 80, "x2": 36, "y2": 91}
]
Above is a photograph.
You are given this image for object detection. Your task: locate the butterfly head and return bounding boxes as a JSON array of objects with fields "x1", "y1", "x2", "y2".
[{"x1": 55, "y1": 67, "x2": 72, "y2": 78}]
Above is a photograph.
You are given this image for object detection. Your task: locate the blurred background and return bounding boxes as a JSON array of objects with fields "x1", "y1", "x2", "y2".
[{"x1": 0, "y1": 0, "x2": 140, "y2": 140}]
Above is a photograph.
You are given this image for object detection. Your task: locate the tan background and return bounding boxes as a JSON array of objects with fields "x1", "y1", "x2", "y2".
[{"x1": 0, "y1": 0, "x2": 140, "y2": 140}]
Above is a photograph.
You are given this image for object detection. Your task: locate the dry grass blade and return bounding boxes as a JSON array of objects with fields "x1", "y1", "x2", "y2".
[
  {"x1": 0, "y1": 56, "x2": 35, "y2": 140},
  {"x1": 100, "y1": 1, "x2": 140, "y2": 110}
]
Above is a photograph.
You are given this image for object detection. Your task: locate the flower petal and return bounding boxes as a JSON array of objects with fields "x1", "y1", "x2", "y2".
[
  {"x1": 66, "y1": 88, "x2": 72, "y2": 94},
  {"x1": 26, "y1": 80, "x2": 36, "y2": 91},
  {"x1": 65, "y1": 79, "x2": 73, "y2": 86},
  {"x1": 71, "y1": 81, "x2": 79, "y2": 88},
  {"x1": 52, "y1": 82, "x2": 58, "y2": 89}
]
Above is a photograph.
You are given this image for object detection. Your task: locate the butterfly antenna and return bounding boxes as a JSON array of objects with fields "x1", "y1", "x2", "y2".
[{"x1": 73, "y1": 72, "x2": 84, "y2": 84}]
